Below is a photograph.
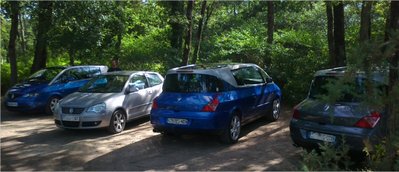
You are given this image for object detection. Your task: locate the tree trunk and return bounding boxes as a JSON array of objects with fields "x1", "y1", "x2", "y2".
[
  {"x1": 182, "y1": 0, "x2": 194, "y2": 66},
  {"x1": 267, "y1": 1, "x2": 274, "y2": 44},
  {"x1": 169, "y1": 1, "x2": 185, "y2": 52},
  {"x1": 18, "y1": 12, "x2": 26, "y2": 53},
  {"x1": 359, "y1": 1, "x2": 372, "y2": 42},
  {"x1": 31, "y1": 1, "x2": 53, "y2": 74},
  {"x1": 192, "y1": 1, "x2": 207, "y2": 64},
  {"x1": 326, "y1": 1, "x2": 335, "y2": 67},
  {"x1": 387, "y1": 1, "x2": 399, "y2": 138},
  {"x1": 69, "y1": 49, "x2": 75, "y2": 66},
  {"x1": 333, "y1": 2, "x2": 346, "y2": 67},
  {"x1": 8, "y1": 1, "x2": 19, "y2": 85}
]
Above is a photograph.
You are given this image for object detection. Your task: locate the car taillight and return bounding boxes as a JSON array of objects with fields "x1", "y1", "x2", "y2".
[
  {"x1": 202, "y1": 95, "x2": 220, "y2": 112},
  {"x1": 293, "y1": 109, "x2": 300, "y2": 119},
  {"x1": 354, "y1": 112, "x2": 381, "y2": 129},
  {"x1": 152, "y1": 98, "x2": 158, "y2": 110}
]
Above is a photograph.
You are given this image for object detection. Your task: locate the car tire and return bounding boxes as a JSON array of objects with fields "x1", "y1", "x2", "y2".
[
  {"x1": 108, "y1": 110, "x2": 126, "y2": 134},
  {"x1": 45, "y1": 96, "x2": 60, "y2": 115},
  {"x1": 220, "y1": 113, "x2": 241, "y2": 144},
  {"x1": 266, "y1": 98, "x2": 280, "y2": 122}
]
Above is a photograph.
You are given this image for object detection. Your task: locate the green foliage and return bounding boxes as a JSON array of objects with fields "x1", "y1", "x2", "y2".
[
  {"x1": 301, "y1": 141, "x2": 352, "y2": 171},
  {"x1": 270, "y1": 29, "x2": 328, "y2": 103}
]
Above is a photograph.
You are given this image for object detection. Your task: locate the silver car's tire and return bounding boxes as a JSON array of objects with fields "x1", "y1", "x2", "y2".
[
  {"x1": 108, "y1": 110, "x2": 126, "y2": 134},
  {"x1": 220, "y1": 113, "x2": 241, "y2": 144},
  {"x1": 266, "y1": 99, "x2": 280, "y2": 122},
  {"x1": 46, "y1": 96, "x2": 60, "y2": 115}
]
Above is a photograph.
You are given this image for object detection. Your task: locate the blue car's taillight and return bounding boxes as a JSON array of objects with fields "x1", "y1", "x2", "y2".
[{"x1": 202, "y1": 95, "x2": 219, "y2": 112}]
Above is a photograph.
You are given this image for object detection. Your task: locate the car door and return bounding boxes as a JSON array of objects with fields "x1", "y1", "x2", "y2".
[
  {"x1": 232, "y1": 67, "x2": 265, "y2": 122},
  {"x1": 144, "y1": 73, "x2": 163, "y2": 114},
  {"x1": 124, "y1": 73, "x2": 150, "y2": 119}
]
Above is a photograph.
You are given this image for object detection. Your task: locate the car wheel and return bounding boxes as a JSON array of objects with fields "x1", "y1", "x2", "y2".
[
  {"x1": 220, "y1": 113, "x2": 241, "y2": 144},
  {"x1": 108, "y1": 110, "x2": 126, "y2": 134},
  {"x1": 266, "y1": 98, "x2": 280, "y2": 122},
  {"x1": 45, "y1": 96, "x2": 60, "y2": 115}
]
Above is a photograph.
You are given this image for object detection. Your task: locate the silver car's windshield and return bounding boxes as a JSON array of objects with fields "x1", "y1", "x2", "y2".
[{"x1": 80, "y1": 75, "x2": 129, "y2": 93}]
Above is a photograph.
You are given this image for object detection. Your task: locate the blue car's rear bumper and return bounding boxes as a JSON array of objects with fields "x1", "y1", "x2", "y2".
[{"x1": 150, "y1": 109, "x2": 230, "y2": 134}]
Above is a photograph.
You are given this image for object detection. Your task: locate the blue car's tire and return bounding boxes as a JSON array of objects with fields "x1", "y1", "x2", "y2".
[
  {"x1": 220, "y1": 113, "x2": 241, "y2": 144},
  {"x1": 266, "y1": 98, "x2": 280, "y2": 122},
  {"x1": 45, "y1": 96, "x2": 60, "y2": 115}
]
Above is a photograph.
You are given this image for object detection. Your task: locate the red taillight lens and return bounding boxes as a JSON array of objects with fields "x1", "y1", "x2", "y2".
[
  {"x1": 202, "y1": 95, "x2": 220, "y2": 112},
  {"x1": 293, "y1": 109, "x2": 300, "y2": 119},
  {"x1": 354, "y1": 112, "x2": 381, "y2": 129},
  {"x1": 152, "y1": 98, "x2": 158, "y2": 110}
]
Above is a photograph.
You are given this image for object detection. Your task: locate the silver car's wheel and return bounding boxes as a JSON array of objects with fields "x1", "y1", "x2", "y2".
[
  {"x1": 108, "y1": 110, "x2": 126, "y2": 134},
  {"x1": 46, "y1": 96, "x2": 60, "y2": 115},
  {"x1": 267, "y1": 99, "x2": 280, "y2": 122},
  {"x1": 221, "y1": 113, "x2": 241, "y2": 144}
]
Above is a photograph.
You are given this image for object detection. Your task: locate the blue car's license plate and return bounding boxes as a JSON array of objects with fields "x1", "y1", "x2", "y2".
[
  {"x1": 309, "y1": 131, "x2": 336, "y2": 143},
  {"x1": 167, "y1": 118, "x2": 188, "y2": 125}
]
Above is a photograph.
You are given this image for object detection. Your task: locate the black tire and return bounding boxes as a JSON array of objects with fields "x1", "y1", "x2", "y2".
[
  {"x1": 266, "y1": 98, "x2": 281, "y2": 122},
  {"x1": 220, "y1": 113, "x2": 241, "y2": 144},
  {"x1": 108, "y1": 110, "x2": 126, "y2": 134},
  {"x1": 45, "y1": 96, "x2": 60, "y2": 115}
]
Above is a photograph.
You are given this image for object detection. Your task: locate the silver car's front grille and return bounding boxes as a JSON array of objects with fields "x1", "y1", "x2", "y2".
[{"x1": 61, "y1": 107, "x2": 85, "y2": 114}]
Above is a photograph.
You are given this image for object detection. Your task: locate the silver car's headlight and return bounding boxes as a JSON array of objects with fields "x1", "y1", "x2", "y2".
[
  {"x1": 87, "y1": 103, "x2": 106, "y2": 113},
  {"x1": 22, "y1": 93, "x2": 39, "y2": 97}
]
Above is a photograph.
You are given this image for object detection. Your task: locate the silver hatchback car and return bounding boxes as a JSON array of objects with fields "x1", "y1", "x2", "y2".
[{"x1": 54, "y1": 71, "x2": 164, "y2": 133}]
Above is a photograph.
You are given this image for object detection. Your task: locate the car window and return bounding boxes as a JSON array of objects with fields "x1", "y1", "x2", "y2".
[
  {"x1": 80, "y1": 67, "x2": 101, "y2": 79},
  {"x1": 28, "y1": 68, "x2": 63, "y2": 82},
  {"x1": 232, "y1": 67, "x2": 264, "y2": 86},
  {"x1": 146, "y1": 73, "x2": 163, "y2": 87},
  {"x1": 163, "y1": 73, "x2": 224, "y2": 93},
  {"x1": 129, "y1": 74, "x2": 148, "y2": 90},
  {"x1": 80, "y1": 75, "x2": 129, "y2": 93}
]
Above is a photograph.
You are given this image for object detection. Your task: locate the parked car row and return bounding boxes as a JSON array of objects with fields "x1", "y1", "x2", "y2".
[{"x1": 3, "y1": 64, "x2": 388, "y2": 150}]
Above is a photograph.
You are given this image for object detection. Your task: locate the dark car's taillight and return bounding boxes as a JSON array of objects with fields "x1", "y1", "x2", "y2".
[
  {"x1": 293, "y1": 108, "x2": 300, "y2": 119},
  {"x1": 354, "y1": 112, "x2": 381, "y2": 129},
  {"x1": 202, "y1": 95, "x2": 219, "y2": 112},
  {"x1": 152, "y1": 97, "x2": 159, "y2": 110}
]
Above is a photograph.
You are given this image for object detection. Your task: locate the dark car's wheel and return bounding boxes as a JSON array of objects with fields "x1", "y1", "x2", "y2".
[
  {"x1": 266, "y1": 98, "x2": 280, "y2": 122},
  {"x1": 45, "y1": 96, "x2": 60, "y2": 115},
  {"x1": 108, "y1": 110, "x2": 126, "y2": 134},
  {"x1": 220, "y1": 113, "x2": 241, "y2": 144}
]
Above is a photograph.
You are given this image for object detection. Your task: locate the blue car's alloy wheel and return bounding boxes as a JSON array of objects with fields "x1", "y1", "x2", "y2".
[{"x1": 221, "y1": 113, "x2": 241, "y2": 144}]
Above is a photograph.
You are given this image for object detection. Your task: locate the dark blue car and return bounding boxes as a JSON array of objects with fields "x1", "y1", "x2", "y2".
[
  {"x1": 150, "y1": 63, "x2": 282, "y2": 143},
  {"x1": 290, "y1": 67, "x2": 387, "y2": 152},
  {"x1": 4, "y1": 65, "x2": 108, "y2": 115}
]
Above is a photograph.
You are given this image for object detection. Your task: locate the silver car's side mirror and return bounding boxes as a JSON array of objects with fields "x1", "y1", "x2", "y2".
[{"x1": 127, "y1": 85, "x2": 139, "y2": 94}]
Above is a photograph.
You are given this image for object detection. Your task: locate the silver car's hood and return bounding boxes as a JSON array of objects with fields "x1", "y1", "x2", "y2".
[{"x1": 60, "y1": 92, "x2": 122, "y2": 107}]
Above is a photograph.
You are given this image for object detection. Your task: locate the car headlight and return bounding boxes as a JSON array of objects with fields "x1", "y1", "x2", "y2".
[
  {"x1": 87, "y1": 103, "x2": 106, "y2": 113},
  {"x1": 22, "y1": 93, "x2": 39, "y2": 97}
]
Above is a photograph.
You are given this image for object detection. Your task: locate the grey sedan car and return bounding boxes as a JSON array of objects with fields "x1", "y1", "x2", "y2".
[{"x1": 54, "y1": 71, "x2": 164, "y2": 134}]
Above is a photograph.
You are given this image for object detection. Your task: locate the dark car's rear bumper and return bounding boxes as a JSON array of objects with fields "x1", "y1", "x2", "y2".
[{"x1": 289, "y1": 119, "x2": 383, "y2": 152}]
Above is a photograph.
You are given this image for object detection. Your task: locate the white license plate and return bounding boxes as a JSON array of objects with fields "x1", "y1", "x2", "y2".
[
  {"x1": 167, "y1": 118, "x2": 188, "y2": 125},
  {"x1": 62, "y1": 115, "x2": 80, "y2": 122},
  {"x1": 7, "y1": 102, "x2": 18, "y2": 107},
  {"x1": 309, "y1": 132, "x2": 336, "y2": 143}
]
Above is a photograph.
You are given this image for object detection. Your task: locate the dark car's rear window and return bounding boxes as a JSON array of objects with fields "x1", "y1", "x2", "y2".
[
  {"x1": 309, "y1": 76, "x2": 386, "y2": 102},
  {"x1": 163, "y1": 73, "x2": 225, "y2": 93}
]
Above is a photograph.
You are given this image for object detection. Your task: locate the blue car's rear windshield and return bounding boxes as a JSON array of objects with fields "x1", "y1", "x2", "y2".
[{"x1": 163, "y1": 73, "x2": 225, "y2": 93}]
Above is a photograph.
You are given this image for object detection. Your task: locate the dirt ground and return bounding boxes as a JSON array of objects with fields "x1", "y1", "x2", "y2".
[{"x1": 1, "y1": 104, "x2": 303, "y2": 171}]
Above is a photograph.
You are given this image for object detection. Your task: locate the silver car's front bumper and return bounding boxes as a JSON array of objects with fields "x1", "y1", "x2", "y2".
[{"x1": 54, "y1": 111, "x2": 111, "y2": 129}]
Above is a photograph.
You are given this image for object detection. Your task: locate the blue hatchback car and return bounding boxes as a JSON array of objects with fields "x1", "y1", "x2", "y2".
[
  {"x1": 150, "y1": 63, "x2": 281, "y2": 143},
  {"x1": 4, "y1": 65, "x2": 108, "y2": 115},
  {"x1": 290, "y1": 67, "x2": 387, "y2": 152}
]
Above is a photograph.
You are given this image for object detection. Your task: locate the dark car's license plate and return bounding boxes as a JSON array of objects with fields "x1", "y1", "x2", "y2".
[{"x1": 309, "y1": 131, "x2": 336, "y2": 143}]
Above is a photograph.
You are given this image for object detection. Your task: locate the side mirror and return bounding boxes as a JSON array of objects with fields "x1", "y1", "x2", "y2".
[
  {"x1": 266, "y1": 77, "x2": 273, "y2": 83},
  {"x1": 126, "y1": 85, "x2": 139, "y2": 94}
]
